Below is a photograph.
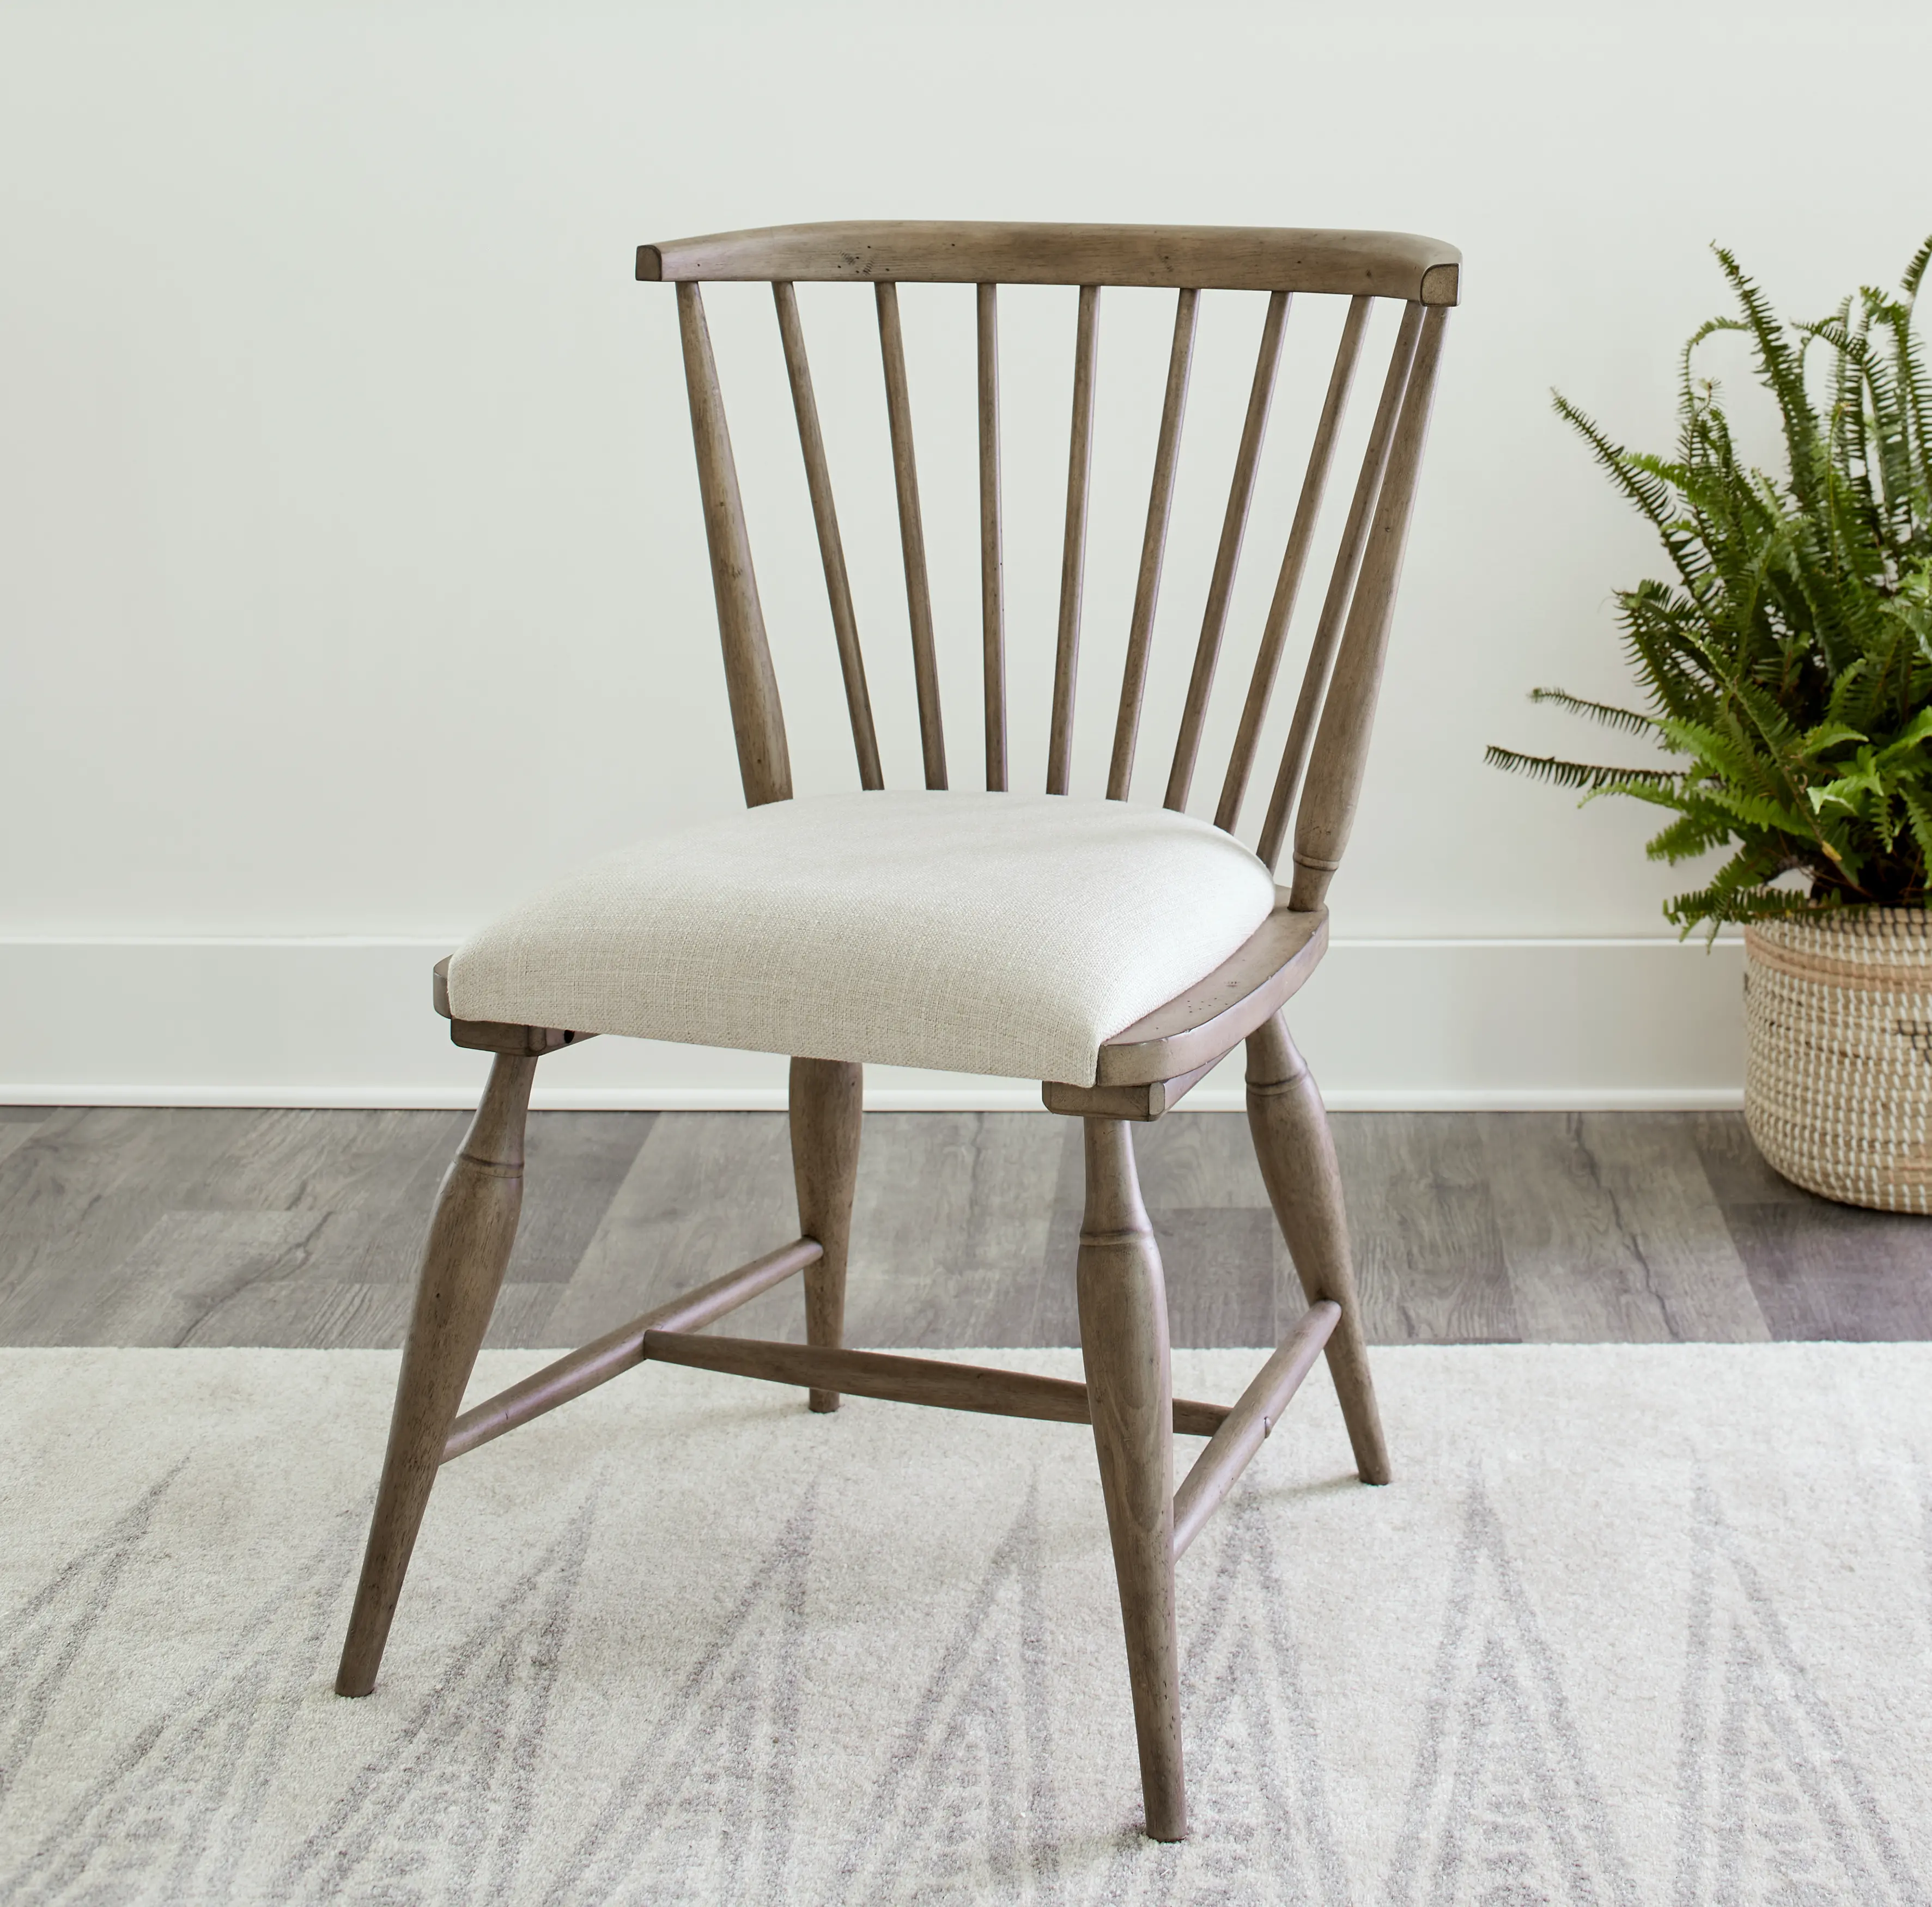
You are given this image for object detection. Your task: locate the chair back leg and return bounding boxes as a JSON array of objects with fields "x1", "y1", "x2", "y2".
[
  {"x1": 1076, "y1": 1116, "x2": 1187, "y2": 1842},
  {"x1": 789, "y1": 1057, "x2": 864, "y2": 1412},
  {"x1": 1245, "y1": 1013, "x2": 1390, "y2": 1484},
  {"x1": 336, "y1": 1051, "x2": 538, "y2": 1696}
]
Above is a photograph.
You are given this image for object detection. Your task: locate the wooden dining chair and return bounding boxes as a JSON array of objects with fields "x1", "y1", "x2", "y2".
[{"x1": 333, "y1": 221, "x2": 1456, "y2": 1842}]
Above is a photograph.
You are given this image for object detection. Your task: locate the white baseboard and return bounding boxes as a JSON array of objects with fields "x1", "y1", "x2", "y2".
[{"x1": 0, "y1": 935, "x2": 1746, "y2": 1112}]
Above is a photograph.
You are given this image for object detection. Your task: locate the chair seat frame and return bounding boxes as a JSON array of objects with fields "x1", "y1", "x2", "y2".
[{"x1": 335, "y1": 218, "x2": 1454, "y2": 1845}]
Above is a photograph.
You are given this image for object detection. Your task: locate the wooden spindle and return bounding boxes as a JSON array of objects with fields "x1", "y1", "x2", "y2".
[
  {"x1": 1108, "y1": 288, "x2": 1198, "y2": 801},
  {"x1": 977, "y1": 284, "x2": 1007, "y2": 790},
  {"x1": 1214, "y1": 296, "x2": 1370, "y2": 833},
  {"x1": 792, "y1": 1056, "x2": 862, "y2": 1412},
  {"x1": 1048, "y1": 284, "x2": 1101, "y2": 796},
  {"x1": 1170, "y1": 1300, "x2": 1340, "y2": 1558},
  {"x1": 676, "y1": 282, "x2": 792, "y2": 808},
  {"x1": 442, "y1": 1238, "x2": 823, "y2": 1463},
  {"x1": 876, "y1": 281, "x2": 947, "y2": 789},
  {"x1": 1256, "y1": 302, "x2": 1424, "y2": 871},
  {"x1": 1162, "y1": 289, "x2": 1290, "y2": 813},
  {"x1": 337, "y1": 1052, "x2": 536, "y2": 1693},
  {"x1": 1246, "y1": 1014, "x2": 1390, "y2": 1484},
  {"x1": 1077, "y1": 1116, "x2": 1186, "y2": 1842},
  {"x1": 1289, "y1": 304, "x2": 1449, "y2": 909},
  {"x1": 773, "y1": 282, "x2": 883, "y2": 791}
]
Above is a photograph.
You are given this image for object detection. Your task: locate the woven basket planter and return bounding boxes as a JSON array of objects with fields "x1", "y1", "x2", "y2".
[{"x1": 1743, "y1": 907, "x2": 1932, "y2": 1211}]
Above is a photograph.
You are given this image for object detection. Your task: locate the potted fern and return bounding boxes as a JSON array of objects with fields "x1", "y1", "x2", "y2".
[{"x1": 1489, "y1": 240, "x2": 1932, "y2": 1211}]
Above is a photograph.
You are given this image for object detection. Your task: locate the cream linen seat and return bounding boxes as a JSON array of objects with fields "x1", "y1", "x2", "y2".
[{"x1": 446, "y1": 791, "x2": 1279, "y2": 1088}]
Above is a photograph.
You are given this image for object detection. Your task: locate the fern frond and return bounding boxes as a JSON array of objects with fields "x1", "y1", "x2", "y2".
[
  {"x1": 1903, "y1": 235, "x2": 1932, "y2": 304},
  {"x1": 1525, "y1": 687, "x2": 1661, "y2": 735},
  {"x1": 1645, "y1": 809, "x2": 1736, "y2": 863},
  {"x1": 1663, "y1": 877, "x2": 1828, "y2": 934},
  {"x1": 1552, "y1": 392, "x2": 1704, "y2": 587},
  {"x1": 1483, "y1": 747, "x2": 1678, "y2": 793},
  {"x1": 1711, "y1": 243, "x2": 1823, "y2": 500},
  {"x1": 1902, "y1": 787, "x2": 1932, "y2": 869}
]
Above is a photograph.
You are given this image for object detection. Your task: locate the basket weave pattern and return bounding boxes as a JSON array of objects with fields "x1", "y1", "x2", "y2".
[{"x1": 1743, "y1": 908, "x2": 1932, "y2": 1211}]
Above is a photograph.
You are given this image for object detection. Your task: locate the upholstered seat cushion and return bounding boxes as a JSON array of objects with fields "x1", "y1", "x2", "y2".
[{"x1": 446, "y1": 791, "x2": 1278, "y2": 1086}]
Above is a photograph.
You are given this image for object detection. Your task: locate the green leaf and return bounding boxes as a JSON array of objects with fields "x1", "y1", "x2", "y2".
[{"x1": 1799, "y1": 720, "x2": 1866, "y2": 753}]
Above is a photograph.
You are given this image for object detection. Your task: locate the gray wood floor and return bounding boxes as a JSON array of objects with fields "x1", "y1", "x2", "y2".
[{"x1": 0, "y1": 1105, "x2": 1925, "y2": 1350}]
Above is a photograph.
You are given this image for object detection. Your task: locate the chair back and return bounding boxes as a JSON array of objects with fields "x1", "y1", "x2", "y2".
[{"x1": 639, "y1": 221, "x2": 1456, "y2": 910}]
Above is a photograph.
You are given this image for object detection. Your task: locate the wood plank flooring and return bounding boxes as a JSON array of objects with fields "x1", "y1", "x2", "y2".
[{"x1": 0, "y1": 1106, "x2": 1923, "y2": 1350}]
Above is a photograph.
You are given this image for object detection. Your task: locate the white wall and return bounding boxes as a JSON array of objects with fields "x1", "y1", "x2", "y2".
[{"x1": 1, "y1": 0, "x2": 1924, "y2": 1107}]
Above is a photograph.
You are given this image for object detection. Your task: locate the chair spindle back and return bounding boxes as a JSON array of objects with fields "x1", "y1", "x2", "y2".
[{"x1": 645, "y1": 222, "x2": 1457, "y2": 899}]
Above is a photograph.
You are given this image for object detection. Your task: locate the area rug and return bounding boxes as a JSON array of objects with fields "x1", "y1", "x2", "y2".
[{"x1": 1, "y1": 1344, "x2": 1928, "y2": 1905}]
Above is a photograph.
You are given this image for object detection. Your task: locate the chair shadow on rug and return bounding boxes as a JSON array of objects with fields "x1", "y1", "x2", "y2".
[{"x1": 333, "y1": 220, "x2": 1457, "y2": 1843}]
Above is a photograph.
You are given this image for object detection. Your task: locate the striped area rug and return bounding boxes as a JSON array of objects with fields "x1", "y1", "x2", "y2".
[{"x1": 1, "y1": 1343, "x2": 1928, "y2": 1904}]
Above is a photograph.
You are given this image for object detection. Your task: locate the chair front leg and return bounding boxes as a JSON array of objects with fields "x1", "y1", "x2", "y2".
[
  {"x1": 790, "y1": 1058, "x2": 862, "y2": 1412},
  {"x1": 1246, "y1": 1012, "x2": 1390, "y2": 1484},
  {"x1": 1077, "y1": 1116, "x2": 1187, "y2": 1843},
  {"x1": 336, "y1": 1051, "x2": 537, "y2": 1696}
]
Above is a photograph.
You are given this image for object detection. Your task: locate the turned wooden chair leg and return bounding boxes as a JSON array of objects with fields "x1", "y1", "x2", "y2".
[
  {"x1": 790, "y1": 1057, "x2": 862, "y2": 1412},
  {"x1": 336, "y1": 1051, "x2": 538, "y2": 1696},
  {"x1": 1245, "y1": 1011, "x2": 1390, "y2": 1485},
  {"x1": 1077, "y1": 1116, "x2": 1187, "y2": 1843}
]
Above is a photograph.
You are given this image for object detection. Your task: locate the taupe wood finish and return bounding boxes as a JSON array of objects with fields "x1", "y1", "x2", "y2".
[
  {"x1": 791, "y1": 1057, "x2": 862, "y2": 1411},
  {"x1": 1217, "y1": 296, "x2": 1370, "y2": 833},
  {"x1": 1164, "y1": 289, "x2": 1288, "y2": 813},
  {"x1": 1246, "y1": 1013, "x2": 1390, "y2": 1483},
  {"x1": 1048, "y1": 284, "x2": 1101, "y2": 797},
  {"x1": 1076, "y1": 1117, "x2": 1186, "y2": 1841},
  {"x1": 1257, "y1": 302, "x2": 1421, "y2": 870},
  {"x1": 1089, "y1": 899, "x2": 1327, "y2": 1087},
  {"x1": 876, "y1": 281, "x2": 947, "y2": 789},
  {"x1": 1108, "y1": 288, "x2": 1198, "y2": 800},
  {"x1": 441, "y1": 1236, "x2": 821, "y2": 1461},
  {"x1": 639, "y1": 222, "x2": 1460, "y2": 302},
  {"x1": 1042, "y1": 1055, "x2": 1217, "y2": 1123},
  {"x1": 655, "y1": 220, "x2": 1455, "y2": 894},
  {"x1": 1171, "y1": 1298, "x2": 1338, "y2": 1557},
  {"x1": 448, "y1": 1019, "x2": 591, "y2": 1057},
  {"x1": 976, "y1": 283, "x2": 1007, "y2": 790},
  {"x1": 1290, "y1": 304, "x2": 1449, "y2": 910},
  {"x1": 336, "y1": 1052, "x2": 537, "y2": 1696},
  {"x1": 676, "y1": 283, "x2": 790, "y2": 809},
  {"x1": 639, "y1": 1330, "x2": 1231, "y2": 1434},
  {"x1": 773, "y1": 281, "x2": 883, "y2": 791}
]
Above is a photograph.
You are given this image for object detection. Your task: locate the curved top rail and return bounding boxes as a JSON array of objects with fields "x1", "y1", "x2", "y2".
[{"x1": 638, "y1": 221, "x2": 1460, "y2": 304}]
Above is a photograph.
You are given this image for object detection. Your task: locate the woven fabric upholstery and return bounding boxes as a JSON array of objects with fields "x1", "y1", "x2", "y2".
[{"x1": 447, "y1": 792, "x2": 1278, "y2": 1086}]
